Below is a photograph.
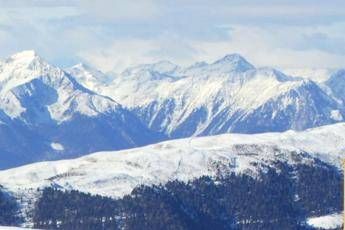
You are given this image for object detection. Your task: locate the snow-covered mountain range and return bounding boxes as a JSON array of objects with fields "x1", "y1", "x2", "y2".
[
  {"x1": 0, "y1": 49, "x2": 344, "y2": 228},
  {"x1": 0, "y1": 51, "x2": 164, "y2": 169},
  {"x1": 0, "y1": 50, "x2": 344, "y2": 169},
  {"x1": 69, "y1": 54, "x2": 345, "y2": 138},
  {"x1": 0, "y1": 122, "x2": 344, "y2": 227},
  {"x1": 1, "y1": 122, "x2": 344, "y2": 199}
]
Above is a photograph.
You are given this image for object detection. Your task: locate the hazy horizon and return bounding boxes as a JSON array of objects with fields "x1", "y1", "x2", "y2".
[{"x1": 0, "y1": 0, "x2": 344, "y2": 72}]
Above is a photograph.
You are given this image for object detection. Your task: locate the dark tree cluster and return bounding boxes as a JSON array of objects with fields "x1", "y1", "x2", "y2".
[
  {"x1": 34, "y1": 189, "x2": 120, "y2": 229},
  {"x1": 0, "y1": 185, "x2": 20, "y2": 225},
  {"x1": 294, "y1": 159, "x2": 343, "y2": 216},
  {"x1": 32, "y1": 161, "x2": 342, "y2": 230}
]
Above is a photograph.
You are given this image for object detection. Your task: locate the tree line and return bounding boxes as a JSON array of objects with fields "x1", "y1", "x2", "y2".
[
  {"x1": 0, "y1": 185, "x2": 21, "y2": 226},
  {"x1": 32, "y1": 161, "x2": 343, "y2": 229}
]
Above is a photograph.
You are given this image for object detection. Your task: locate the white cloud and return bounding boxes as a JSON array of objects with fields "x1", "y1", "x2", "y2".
[
  {"x1": 191, "y1": 24, "x2": 345, "y2": 68},
  {"x1": 79, "y1": 33, "x2": 198, "y2": 72},
  {"x1": 79, "y1": 40, "x2": 157, "y2": 72},
  {"x1": 0, "y1": 1, "x2": 344, "y2": 71},
  {"x1": 79, "y1": 0, "x2": 160, "y2": 21},
  {"x1": 79, "y1": 23, "x2": 345, "y2": 72},
  {"x1": 210, "y1": 3, "x2": 345, "y2": 18}
]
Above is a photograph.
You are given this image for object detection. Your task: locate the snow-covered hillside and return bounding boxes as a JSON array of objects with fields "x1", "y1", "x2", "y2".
[
  {"x1": 0, "y1": 122, "x2": 343, "y2": 228},
  {"x1": 69, "y1": 54, "x2": 345, "y2": 138},
  {"x1": 0, "y1": 51, "x2": 164, "y2": 169},
  {"x1": 0, "y1": 123, "x2": 344, "y2": 199}
]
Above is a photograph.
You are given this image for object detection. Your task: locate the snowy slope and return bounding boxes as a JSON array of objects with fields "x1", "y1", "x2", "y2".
[
  {"x1": 70, "y1": 54, "x2": 344, "y2": 138},
  {"x1": 0, "y1": 123, "x2": 343, "y2": 227},
  {"x1": 0, "y1": 122, "x2": 344, "y2": 199},
  {"x1": 284, "y1": 67, "x2": 345, "y2": 107},
  {"x1": 326, "y1": 69, "x2": 345, "y2": 105},
  {"x1": 0, "y1": 51, "x2": 121, "y2": 122},
  {"x1": 66, "y1": 63, "x2": 113, "y2": 92},
  {"x1": 0, "y1": 51, "x2": 164, "y2": 169}
]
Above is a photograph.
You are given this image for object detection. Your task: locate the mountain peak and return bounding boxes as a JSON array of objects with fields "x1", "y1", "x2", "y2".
[
  {"x1": 8, "y1": 50, "x2": 40, "y2": 63},
  {"x1": 0, "y1": 50, "x2": 65, "y2": 93},
  {"x1": 217, "y1": 53, "x2": 244, "y2": 61},
  {"x1": 214, "y1": 53, "x2": 250, "y2": 65},
  {"x1": 67, "y1": 62, "x2": 113, "y2": 85},
  {"x1": 5, "y1": 50, "x2": 49, "y2": 71},
  {"x1": 71, "y1": 62, "x2": 95, "y2": 72},
  {"x1": 211, "y1": 53, "x2": 255, "y2": 72}
]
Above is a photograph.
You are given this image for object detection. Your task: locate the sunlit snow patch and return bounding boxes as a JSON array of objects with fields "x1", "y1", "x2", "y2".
[
  {"x1": 330, "y1": 110, "x2": 343, "y2": 121},
  {"x1": 51, "y1": 142, "x2": 64, "y2": 151},
  {"x1": 307, "y1": 213, "x2": 342, "y2": 229}
]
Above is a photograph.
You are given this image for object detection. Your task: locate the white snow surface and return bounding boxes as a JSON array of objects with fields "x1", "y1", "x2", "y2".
[
  {"x1": 331, "y1": 110, "x2": 343, "y2": 121},
  {"x1": 0, "y1": 123, "x2": 344, "y2": 199},
  {"x1": 106, "y1": 61, "x2": 298, "y2": 114},
  {"x1": 109, "y1": 68, "x2": 304, "y2": 134},
  {"x1": 0, "y1": 50, "x2": 120, "y2": 122},
  {"x1": 69, "y1": 54, "x2": 343, "y2": 136},
  {"x1": 50, "y1": 142, "x2": 64, "y2": 151},
  {"x1": 66, "y1": 63, "x2": 113, "y2": 92},
  {"x1": 307, "y1": 212, "x2": 343, "y2": 229}
]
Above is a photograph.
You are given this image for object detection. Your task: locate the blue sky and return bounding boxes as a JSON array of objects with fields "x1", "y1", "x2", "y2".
[{"x1": 0, "y1": 0, "x2": 345, "y2": 72}]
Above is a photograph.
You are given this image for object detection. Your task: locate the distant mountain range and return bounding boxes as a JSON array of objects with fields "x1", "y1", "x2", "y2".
[
  {"x1": 69, "y1": 53, "x2": 345, "y2": 138},
  {"x1": 0, "y1": 50, "x2": 344, "y2": 169}
]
